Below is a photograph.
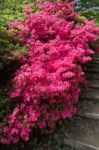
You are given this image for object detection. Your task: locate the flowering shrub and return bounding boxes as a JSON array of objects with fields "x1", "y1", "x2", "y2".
[{"x1": 0, "y1": 0, "x2": 99, "y2": 144}]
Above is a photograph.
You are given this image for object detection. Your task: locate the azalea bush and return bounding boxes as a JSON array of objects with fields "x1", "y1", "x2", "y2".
[{"x1": 0, "y1": 0, "x2": 99, "y2": 144}]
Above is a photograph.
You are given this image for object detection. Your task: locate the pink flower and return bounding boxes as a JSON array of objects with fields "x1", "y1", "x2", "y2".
[
  {"x1": 0, "y1": 138, "x2": 10, "y2": 144},
  {"x1": 10, "y1": 128, "x2": 18, "y2": 135},
  {"x1": 12, "y1": 108, "x2": 19, "y2": 116},
  {"x1": 24, "y1": 4, "x2": 32, "y2": 15},
  {"x1": 37, "y1": 121, "x2": 46, "y2": 128}
]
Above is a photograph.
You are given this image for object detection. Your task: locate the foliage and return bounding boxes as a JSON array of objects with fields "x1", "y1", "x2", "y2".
[
  {"x1": 0, "y1": 0, "x2": 98, "y2": 144},
  {"x1": 0, "y1": 0, "x2": 37, "y2": 68},
  {"x1": 0, "y1": 0, "x2": 37, "y2": 27},
  {"x1": 76, "y1": 0, "x2": 99, "y2": 25}
]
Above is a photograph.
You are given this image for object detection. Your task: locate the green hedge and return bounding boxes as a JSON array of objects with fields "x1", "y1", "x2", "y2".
[{"x1": 0, "y1": 0, "x2": 37, "y2": 54}]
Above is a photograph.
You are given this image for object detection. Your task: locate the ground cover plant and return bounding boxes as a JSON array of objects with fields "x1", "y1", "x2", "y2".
[{"x1": 0, "y1": 0, "x2": 99, "y2": 146}]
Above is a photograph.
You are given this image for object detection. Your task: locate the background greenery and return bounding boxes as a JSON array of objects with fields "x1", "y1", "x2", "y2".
[
  {"x1": 0, "y1": 0, "x2": 37, "y2": 56},
  {"x1": 76, "y1": 0, "x2": 99, "y2": 25}
]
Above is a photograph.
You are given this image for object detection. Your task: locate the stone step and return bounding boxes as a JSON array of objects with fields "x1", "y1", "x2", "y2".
[
  {"x1": 87, "y1": 59, "x2": 99, "y2": 63},
  {"x1": 85, "y1": 67, "x2": 99, "y2": 73},
  {"x1": 86, "y1": 63, "x2": 99, "y2": 68},
  {"x1": 86, "y1": 73, "x2": 99, "y2": 80},
  {"x1": 87, "y1": 80, "x2": 99, "y2": 89},
  {"x1": 80, "y1": 89, "x2": 99, "y2": 101},
  {"x1": 84, "y1": 58, "x2": 99, "y2": 73},
  {"x1": 92, "y1": 57, "x2": 99, "y2": 62},
  {"x1": 63, "y1": 117, "x2": 99, "y2": 150},
  {"x1": 87, "y1": 60, "x2": 99, "y2": 65},
  {"x1": 86, "y1": 67, "x2": 99, "y2": 73},
  {"x1": 77, "y1": 101, "x2": 99, "y2": 120},
  {"x1": 93, "y1": 54, "x2": 99, "y2": 57}
]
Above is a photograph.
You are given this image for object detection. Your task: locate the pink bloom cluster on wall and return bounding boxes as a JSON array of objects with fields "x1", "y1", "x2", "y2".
[{"x1": 1, "y1": 0, "x2": 99, "y2": 144}]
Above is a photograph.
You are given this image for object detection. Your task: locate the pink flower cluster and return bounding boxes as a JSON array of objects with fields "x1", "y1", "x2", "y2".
[{"x1": 1, "y1": 0, "x2": 99, "y2": 144}]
